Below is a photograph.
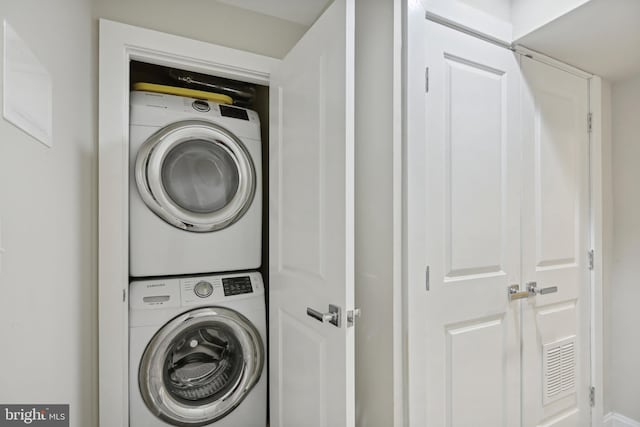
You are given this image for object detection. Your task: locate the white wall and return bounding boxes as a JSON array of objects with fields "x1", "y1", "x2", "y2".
[
  {"x1": 93, "y1": 0, "x2": 307, "y2": 59},
  {"x1": 354, "y1": 0, "x2": 396, "y2": 425},
  {"x1": 610, "y1": 73, "x2": 640, "y2": 422},
  {"x1": 511, "y1": 0, "x2": 590, "y2": 40},
  {"x1": 0, "y1": 0, "x2": 96, "y2": 426}
]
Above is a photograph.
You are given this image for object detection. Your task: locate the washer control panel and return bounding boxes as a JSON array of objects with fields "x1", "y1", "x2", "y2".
[
  {"x1": 192, "y1": 99, "x2": 211, "y2": 112},
  {"x1": 222, "y1": 276, "x2": 253, "y2": 296},
  {"x1": 179, "y1": 271, "x2": 263, "y2": 305},
  {"x1": 193, "y1": 280, "x2": 214, "y2": 298},
  {"x1": 130, "y1": 272, "x2": 264, "y2": 312}
]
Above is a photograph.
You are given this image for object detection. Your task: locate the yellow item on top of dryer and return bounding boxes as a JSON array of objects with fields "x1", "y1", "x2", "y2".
[{"x1": 132, "y1": 82, "x2": 234, "y2": 105}]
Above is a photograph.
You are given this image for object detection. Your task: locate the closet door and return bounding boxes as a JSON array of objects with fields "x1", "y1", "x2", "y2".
[
  {"x1": 268, "y1": 0, "x2": 356, "y2": 426},
  {"x1": 407, "y1": 20, "x2": 522, "y2": 427},
  {"x1": 520, "y1": 57, "x2": 591, "y2": 427}
]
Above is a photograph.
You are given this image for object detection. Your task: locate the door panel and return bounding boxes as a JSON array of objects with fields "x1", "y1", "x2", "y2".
[
  {"x1": 535, "y1": 91, "x2": 579, "y2": 267},
  {"x1": 269, "y1": 0, "x2": 355, "y2": 426},
  {"x1": 279, "y1": 311, "x2": 327, "y2": 425},
  {"x1": 521, "y1": 57, "x2": 590, "y2": 427},
  {"x1": 446, "y1": 55, "x2": 505, "y2": 277},
  {"x1": 278, "y1": 59, "x2": 324, "y2": 277},
  {"x1": 415, "y1": 21, "x2": 522, "y2": 427},
  {"x1": 446, "y1": 315, "x2": 509, "y2": 427}
]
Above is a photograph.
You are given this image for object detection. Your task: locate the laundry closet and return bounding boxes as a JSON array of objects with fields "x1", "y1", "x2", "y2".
[{"x1": 98, "y1": 0, "x2": 398, "y2": 426}]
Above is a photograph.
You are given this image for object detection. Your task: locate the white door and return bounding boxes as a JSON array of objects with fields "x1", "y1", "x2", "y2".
[
  {"x1": 408, "y1": 19, "x2": 593, "y2": 427},
  {"x1": 268, "y1": 0, "x2": 356, "y2": 426},
  {"x1": 520, "y1": 56, "x2": 591, "y2": 427},
  {"x1": 407, "y1": 20, "x2": 523, "y2": 426}
]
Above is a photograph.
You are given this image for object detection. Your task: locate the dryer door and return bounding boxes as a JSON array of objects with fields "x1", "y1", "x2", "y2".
[
  {"x1": 136, "y1": 120, "x2": 256, "y2": 232},
  {"x1": 139, "y1": 307, "x2": 264, "y2": 426}
]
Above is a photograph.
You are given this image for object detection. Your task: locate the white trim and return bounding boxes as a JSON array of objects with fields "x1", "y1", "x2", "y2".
[
  {"x1": 604, "y1": 413, "x2": 640, "y2": 427},
  {"x1": 392, "y1": 0, "x2": 404, "y2": 426},
  {"x1": 422, "y1": 0, "x2": 512, "y2": 43},
  {"x1": 424, "y1": 11, "x2": 512, "y2": 50},
  {"x1": 589, "y1": 76, "x2": 605, "y2": 427},
  {"x1": 403, "y1": 0, "x2": 428, "y2": 425},
  {"x1": 98, "y1": 19, "x2": 279, "y2": 427},
  {"x1": 514, "y1": 45, "x2": 593, "y2": 79}
]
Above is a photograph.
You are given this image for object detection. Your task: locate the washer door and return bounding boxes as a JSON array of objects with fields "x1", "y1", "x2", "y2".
[
  {"x1": 139, "y1": 307, "x2": 264, "y2": 426},
  {"x1": 136, "y1": 120, "x2": 256, "y2": 232}
]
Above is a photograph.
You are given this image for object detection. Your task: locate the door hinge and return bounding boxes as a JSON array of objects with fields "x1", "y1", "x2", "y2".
[
  {"x1": 589, "y1": 386, "x2": 595, "y2": 407},
  {"x1": 123, "y1": 288, "x2": 126, "y2": 303},
  {"x1": 587, "y1": 112, "x2": 593, "y2": 133},
  {"x1": 425, "y1": 265, "x2": 430, "y2": 291},
  {"x1": 588, "y1": 249, "x2": 595, "y2": 270},
  {"x1": 425, "y1": 67, "x2": 430, "y2": 93}
]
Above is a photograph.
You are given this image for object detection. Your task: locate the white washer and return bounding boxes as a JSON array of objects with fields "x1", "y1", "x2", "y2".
[
  {"x1": 130, "y1": 91, "x2": 262, "y2": 277},
  {"x1": 129, "y1": 271, "x2": 266, "y2": 427}
]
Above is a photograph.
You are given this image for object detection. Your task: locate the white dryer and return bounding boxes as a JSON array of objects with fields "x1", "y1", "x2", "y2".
[
  {"x1": 129, "y1": 271, "x2": 266, "y2": 427},
  {"x1": 129, "y1": 91, "x2": 262, "y2": 277}
]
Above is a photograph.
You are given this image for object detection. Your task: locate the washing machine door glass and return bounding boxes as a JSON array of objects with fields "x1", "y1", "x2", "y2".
[
  {"x1": 136, "y1": 120, "x2": 256, "y2": 232},
  {"x1": 139, "y1": 307, "x2": 264, "y2": 426}
]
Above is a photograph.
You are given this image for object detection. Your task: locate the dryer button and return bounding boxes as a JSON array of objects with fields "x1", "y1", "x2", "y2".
[
  {"x1": 194, "y1": 281, "x2": 214, "y2": 298},
  {"x1": 192, "y1": 99, "x2": 211, "y2": 112}
]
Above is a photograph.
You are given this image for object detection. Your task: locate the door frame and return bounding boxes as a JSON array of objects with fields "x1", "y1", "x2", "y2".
[
  {"x1": 402, "y1": 6, "x2": 605, "y2": 425},
  {"x1": 587, "y1": 75, "x2": 606, "y2": 427},
  {"x1": 98, "y1": 19, "x2": 279, "y2": 426}
]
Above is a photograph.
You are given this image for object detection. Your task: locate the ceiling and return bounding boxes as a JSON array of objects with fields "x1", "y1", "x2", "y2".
[
  {"x1": 516, "y1": 0, "x2": 640, "y2": 82},
  {"x1": 216, "y1": 0, "x2": 331, "y2": 26}
]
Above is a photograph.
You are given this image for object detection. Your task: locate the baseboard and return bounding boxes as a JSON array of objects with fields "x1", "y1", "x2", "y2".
[{"x1": 604, "y1": 412, "x2": 640, "y2": 427}]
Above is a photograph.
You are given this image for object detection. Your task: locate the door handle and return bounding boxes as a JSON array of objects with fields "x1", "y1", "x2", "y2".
[
  {"x1": 527, "y1": 282, "x2": 558, "y2": 295},
  {"x1": 508, "y1": 284, "x2": 530, "y2": 301},
  {"x1": 306, "y1": 304, "x2": 341, "y2": 327}
]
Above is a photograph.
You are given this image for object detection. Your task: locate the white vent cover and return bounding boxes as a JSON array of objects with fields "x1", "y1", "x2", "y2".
[{"x1": 542, "y1": 337, "x2": 577, "y2": 405}]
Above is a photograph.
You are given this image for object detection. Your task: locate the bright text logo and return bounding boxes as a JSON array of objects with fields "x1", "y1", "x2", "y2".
[{"x1": 0, "y1": 405, "x2": 68, "y2": 426}]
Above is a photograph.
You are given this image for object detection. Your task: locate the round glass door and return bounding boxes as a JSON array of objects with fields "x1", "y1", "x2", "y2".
[
  {"x1": 161, "y1": 140, "x2": 240, "y2": 215},
  {"x1": 139, "y1": 307, "x2": 264, "y2": 426},
  {"x1": 136, "y1": 120, "x2": 256, "y2": 232}
]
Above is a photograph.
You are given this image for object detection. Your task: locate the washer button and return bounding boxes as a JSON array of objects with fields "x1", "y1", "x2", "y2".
[
  {"x1": 194, "y1": 281, "x2": 214, "y2": 298},
  {"x1": 192, "y1": 99, "x2": 211, "y2": 112}
]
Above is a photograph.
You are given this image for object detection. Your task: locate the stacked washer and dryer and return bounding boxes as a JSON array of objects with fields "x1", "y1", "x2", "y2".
[{"x1": 128, "y1": 90, "x2": 266, "y2": 427}]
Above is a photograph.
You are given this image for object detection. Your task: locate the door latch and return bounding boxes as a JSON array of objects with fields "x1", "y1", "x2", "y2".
[
  {"x1": 347, "y1": 308, "x2": 361, "y2": 327},
  {"x1": 509, "y1": 282, "x2": 558, "y2": 301},
  {"x1": 527, "y1": 281, "x2": 558, "y2": 295},
  {"x1": 307, "y1": 304, "x2": 341, "y2": 327},
  {"x1": 508, "y1": 284, "x2": 530, "y2": 301}
]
